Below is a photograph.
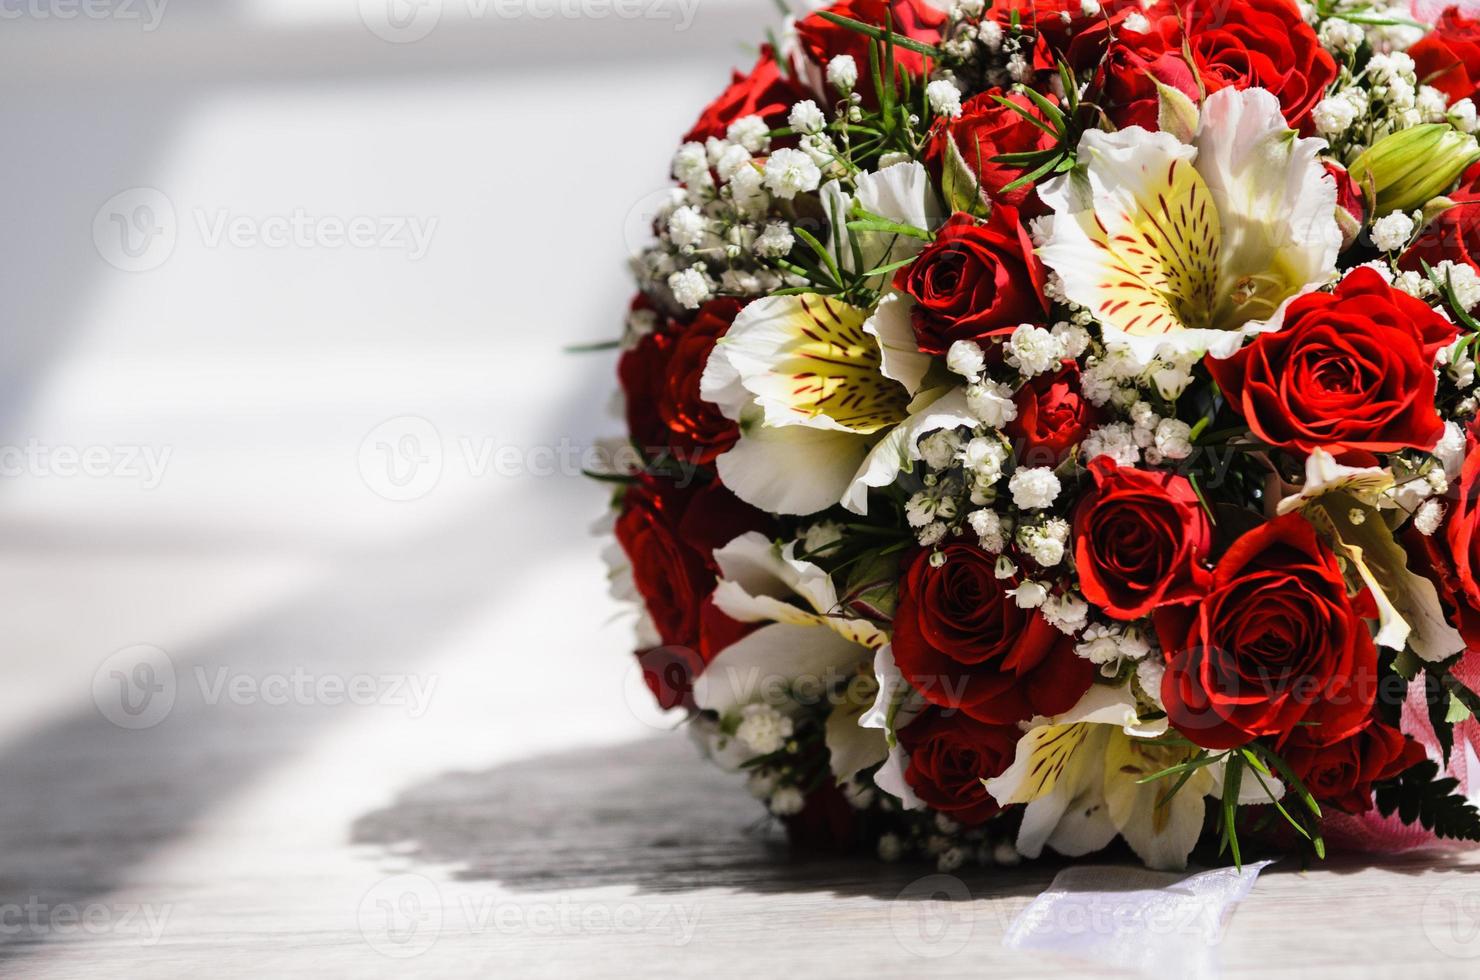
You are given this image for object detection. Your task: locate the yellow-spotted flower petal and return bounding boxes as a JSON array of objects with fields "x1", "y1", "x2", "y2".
[
  {"x1": 703, "y1": 292, "x2": 932, "y2": 516},
  {"x1": 1038, "y1": 87, "x2": 1341, "y2": 362}
]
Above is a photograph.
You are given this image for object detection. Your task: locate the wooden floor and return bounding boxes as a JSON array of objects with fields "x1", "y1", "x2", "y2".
[{"x1": 3, "y1": 721, "x2": 1479, "y2": 978}]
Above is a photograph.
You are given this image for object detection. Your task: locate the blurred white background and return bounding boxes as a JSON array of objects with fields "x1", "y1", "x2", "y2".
[{"x1": 0, "y1": 1, "x2": 792, "y2": 972}]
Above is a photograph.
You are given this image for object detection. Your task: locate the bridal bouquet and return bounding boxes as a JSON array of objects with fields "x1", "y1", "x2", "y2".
[{"x1": 603, "y1": 0, "x2": 1480, "y2": 871}]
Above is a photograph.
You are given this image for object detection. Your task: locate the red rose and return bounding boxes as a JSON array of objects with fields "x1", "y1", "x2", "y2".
[
  {"x1": 990, "y1": 0, "x2": 1142, "y2": 72},
  {"x1": 1159, "y1": 513, "x2": 1379, "y2": 750},
  {"x1": 1409, "y1": 433, "x2": 1480, "y2": 647},
  {"x1": 892, "y1": 543, "x2": 1095, "y2": 724},
  {"x1": 796, "y1": 0, "x2": 947, "y2": 83},
  {"x1": 1105, "y1": 0, "x2": 1335, "y2": 131},
  {"x1": 1283, "y1": 718, "x2": 1426, "y2": 814},
  {"x1": 1099, "y1": 23, "x2": 1204, "y2": 130},
  {"x1": 1209, "y1": 268, "x2": 1456, "y2": 460},
  {"x1": 616, "y1": 477, "x2": 715, "y2": 653},
  {"x1": 618, "y1": 478, "x2": 773, "y2": 710},
  {"x1": 896, "y1": 707, "x2": 1021, "y2": 825},
  {"x1": 684, "y1": 45, "x2": 808, "y2": 146},
  {"x1": 893, "y1": 209, "x2": 1048, "y2": 354},
  {"x1": 1172, "y1": 0, "x2": 1337, "y2": 131},
  {"x1": 1073, "y1": 457, "x2": 1213, "y2": 621},
  {"x1": 1006, "y1": 362, "x2": 1100, "y2": 467},
  {"x1": 1409, "y1": 7, "x2": 1480, "y2": 105},
  {"x1": 620, "y1": 299, "x2": 742, "y2": 466},
  {"x1": 922, "y1": 89, "x2": 1058, "y2": 213},
  {"x1": 1399, "y1": 202, "x2": 1480, "y2": 277},
  {"x1": 615, "y1": 476, "x2": 771, "y2": 649}
]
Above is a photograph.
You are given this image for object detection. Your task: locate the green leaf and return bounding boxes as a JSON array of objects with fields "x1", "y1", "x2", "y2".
[
  {"x1": 792, "y1": 225, "x2": 844, "y2": 287},
  {"x1": 1440, "y1": 668, "x2": 1480, "y2": 717},
  {"x1": 860, "y1": 255, "x2": 922, "y2": 278},
  {"x1": 941, "y1": 133, "x2": 992, "y2": 218},
  {"x1": 1239, "y1": 749, "x2": 1312, "y2": 843},
  {"x1": 998, "y1": 151, "x2": 1070, "y2": 195},
  {"x1": 563, "y1": 339, "x2": 621, "y2": 353},
  {"x1": 845, "y1": 213, "x2": 935, "y2": 242},
  {"x1": 1427, "y1": 672, "x2": 1455, "y2": 765},
  {"x1": 815, "y1": 11, "x2": 942, "y2": 58},
  {"x1": 1374, "y1": 759, "x2": 1480, "y2": 841},
  {"x1": 1246, "y1": 741, "x2": 1322, "y2": 820},
  {"x1": 1221, "y1": 752, "x2": 1244, "y2": 869},
  {"x1": 1014, "y1": 84, "x2": 1067, "y2": 131},
  {"x1": 990, "y1": 94, "x2": 1061, "y2": 137}
]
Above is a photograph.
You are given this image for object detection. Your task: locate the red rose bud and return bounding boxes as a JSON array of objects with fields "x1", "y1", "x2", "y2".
[
  {"x1": 1098, "y1": 21, "x2": 1203, "y2": 131},
  {"x1": 1073, "y1": 456, "x2": 1213, "y2": 622},
  {"x1": 893, "y1": 209, "x2": 1048, "y2": 355},
  {"x1": 1208, "y1": 268, "x2": 1456, "y2": 461},
  {"x1": 1282, "y1": 718, "x2": 1427, "y2": 814},
  {"x1": 923, "y1": 89, "x2": 1058, "y2": 216},
  {"x1": 1159, "y1": 514, "x2": 1380, "y2": 751},
  {"x1": 896, "y1": 708, "x2": 1022, "y2": 826},
  {"x1": 1006, "y1": 362, "x2": 1100, "y2": 467},
  {"x1": 891, "y1": 543, "x2": 1094, "y2": 725},
  {"x1": 1324, "y1": 161, "x2": 1366, "y2": 251},
  {"x1": 1409, "y1": 6, "x2": 1480, "y2": 105}
]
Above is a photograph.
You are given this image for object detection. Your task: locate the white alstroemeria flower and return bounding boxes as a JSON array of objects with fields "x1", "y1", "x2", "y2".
[
  {"x1": 709, "y1": 532, "x2": 887, "y2": 650},
  {"x1": 1274, "y1": 448, "x2": 1396, "y2": 516},
  {"x1": 1038, "y1": 87, "x2": 1341, "y2": 363},
  {"x1": 985, "y1": 685, "x2": 1278, "y2": 871},
  {"x1": 822, "y1": 161, "x2": 944, "y2": 286},
  {"x1": 864, "y1": 644, "x2": 930, "y2": 808},
  {"x1": 696, "y1": 532, "x2": 885, "y2": 777},
  {"x1": 703, "y1": 291, "x2": 932, "y2": 516},
  {"x1": 842, "y1": 383, "x2": 978, "y2": 513}
]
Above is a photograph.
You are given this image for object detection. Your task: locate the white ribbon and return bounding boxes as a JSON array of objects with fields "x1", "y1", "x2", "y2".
[{"x1": 1003, "y1": 862, "x2": 1272, "y2": 979}]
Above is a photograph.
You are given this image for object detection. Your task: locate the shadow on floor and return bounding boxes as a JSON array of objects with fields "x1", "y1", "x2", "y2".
[{"x1": 351, "y1": 734, "x2": 1061, "y2": 903}]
